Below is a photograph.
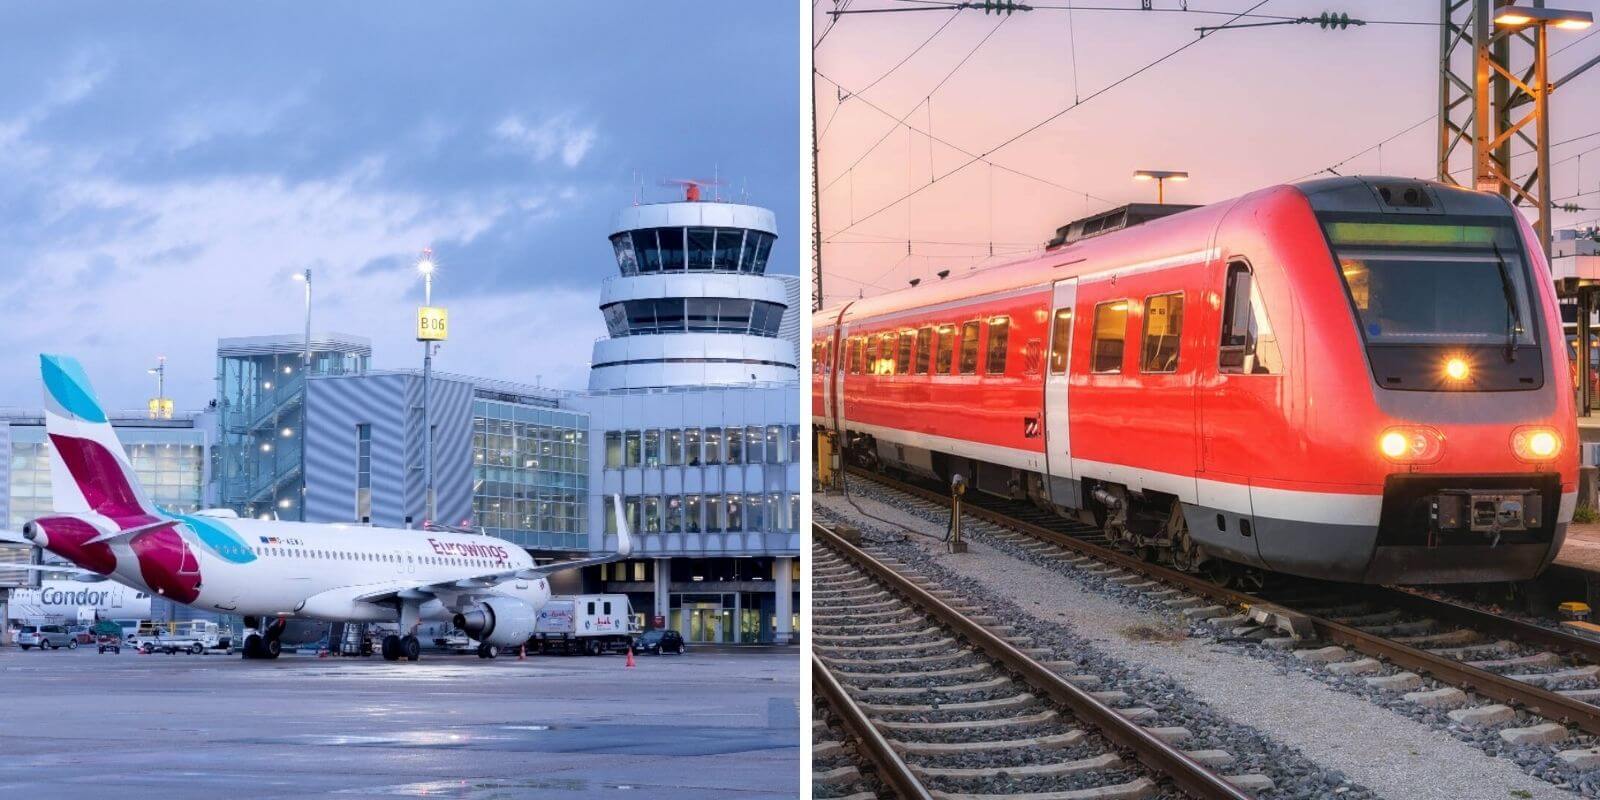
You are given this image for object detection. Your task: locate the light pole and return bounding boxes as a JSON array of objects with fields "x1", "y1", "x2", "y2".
[
  {"x1": 146, "y1": 356, "x2": 170, "y2": 420},
  {"x1": 417, "y1": 249, "x2": 436, "y2": 525},
  {"x1": 1133, "y1": 169, "x2": 1189, "y2": 204},
  {"x1": 291, "y1": 269, "x2": 312, "y2": 371},
  {"x1": 1487, "y1": 5, "x2": 1594, "y2": 264}
]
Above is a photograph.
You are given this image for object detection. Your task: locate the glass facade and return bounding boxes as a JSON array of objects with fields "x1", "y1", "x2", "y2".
[
  {"x1": 603, "y1": 424, "x2": 800, "y2": 537},
  {"x1": 472, "y1": 399, "x2": 589, "y2": 550},
  {"x1": 601, "y1": 298, "x2": 785, "y2": 337},
  {"x1": 610, "y1": 227, "x2": 774, "y2": 275},
  {"x1": 217, "y1": 343, "x2": 368, "y2": 521},
  {"x1": 8, "y1": 424, "x2": 206, "y2": 528}
]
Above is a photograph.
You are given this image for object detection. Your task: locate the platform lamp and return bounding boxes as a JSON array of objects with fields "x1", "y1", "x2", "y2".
[{"x1": 1133, "y1": 169, "x2": 1189, "y2": 204}]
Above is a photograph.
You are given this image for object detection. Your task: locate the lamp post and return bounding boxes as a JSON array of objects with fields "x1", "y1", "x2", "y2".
[
  {"x1": 1488, "y1": 5, "x2": 1594, "y2": 264},
  {"x1": 417, "y1": 249, "x2": 437, "y2": 525},
  {"x1": 291, "y1": 269, "x2": 312, "y2": 370},
  {"x1": 1133, "y1": 169, "x2": 1189, "y2": 204}
]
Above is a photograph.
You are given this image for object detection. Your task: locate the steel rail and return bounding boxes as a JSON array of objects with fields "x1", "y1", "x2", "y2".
[
  {"x1": 815, "y1": 521, "x2": 1254, "y2": 800},
  {"x1": 841, "y1": 466, "x2": 1600, "y2": 737},
  {"x1": 812, "y1": 653, "x2": 935, "y2": 800}
]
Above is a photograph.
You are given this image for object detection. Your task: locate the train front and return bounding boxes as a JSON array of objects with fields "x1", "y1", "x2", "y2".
[{"x1": 1300, "y1": 178, "x2": 1577, "y2": 584}]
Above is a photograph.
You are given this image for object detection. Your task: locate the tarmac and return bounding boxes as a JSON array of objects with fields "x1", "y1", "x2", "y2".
[{"x1": 0, "y1": 645, "x2": 800, "y2": 799}]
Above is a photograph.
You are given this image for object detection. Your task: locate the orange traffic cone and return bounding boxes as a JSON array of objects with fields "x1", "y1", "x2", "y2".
[{"x1": 625, "y1": 646, "x2": 636, "y2": 669}]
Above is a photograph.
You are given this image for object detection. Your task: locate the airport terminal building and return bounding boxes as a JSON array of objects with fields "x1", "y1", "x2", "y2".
[{"x1": 0, "y1": 192, "x2": 801, "y2": 644}]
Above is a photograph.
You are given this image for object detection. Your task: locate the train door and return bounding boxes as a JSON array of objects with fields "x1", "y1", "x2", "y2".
[
  {"x1": 1042, "y1": 279, "x2": 1077, "y2": 499},
  {"x1": 829, "y1": 313, "x2": 852, "y2": 432},
  {"x1": 1195, "y1": 258, "x2": 1272, "y2": 569}
]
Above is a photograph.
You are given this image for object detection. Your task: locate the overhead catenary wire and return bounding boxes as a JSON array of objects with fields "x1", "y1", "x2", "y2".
[
  {"x1": 825, "y1": 0, "x2": 1273, "y2": 242},
  {"x1": 820, "y1": 13, "x2": 1013, "y2": 194}
]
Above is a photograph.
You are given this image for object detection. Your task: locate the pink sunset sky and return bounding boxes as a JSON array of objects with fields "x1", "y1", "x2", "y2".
[{"x1": 813, "y1": 0, "x2": 1600, "y2": 307}]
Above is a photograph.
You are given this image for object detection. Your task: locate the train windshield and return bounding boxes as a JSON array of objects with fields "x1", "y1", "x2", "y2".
[{"x1": 1323, "y1": 219, "x2": 1535, "y2": 347}]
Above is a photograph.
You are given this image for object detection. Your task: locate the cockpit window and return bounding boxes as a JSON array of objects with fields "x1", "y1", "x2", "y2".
[{"x1": 1324, "y1": 219, "x2": 1534, "y2": 347}]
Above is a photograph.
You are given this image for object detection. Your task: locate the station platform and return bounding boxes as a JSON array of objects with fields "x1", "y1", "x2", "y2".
[{"x1": 1556, "y1": 523, "x2": 1600, "y2": 573}]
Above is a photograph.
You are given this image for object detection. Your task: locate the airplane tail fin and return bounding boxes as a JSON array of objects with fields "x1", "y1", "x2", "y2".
[{"x1": 40, "y1": 355, "x2": 156, "y2": 520}]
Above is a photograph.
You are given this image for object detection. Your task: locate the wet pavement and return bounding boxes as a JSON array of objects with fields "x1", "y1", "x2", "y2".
[{"x1": 0, "y1": 645, "x2": 800, "y2": 799}]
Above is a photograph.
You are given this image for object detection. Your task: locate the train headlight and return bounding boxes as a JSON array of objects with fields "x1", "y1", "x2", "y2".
[
  {"x1": 1378, "y1": 426, "x2": 1445, "y2": 464},
  {"x1": 1511, "y1": 426, "x2": 1562, "y2": 462},
  {"x1": 1444, "y1": 357, "x2": 1470, "y2": 382}
]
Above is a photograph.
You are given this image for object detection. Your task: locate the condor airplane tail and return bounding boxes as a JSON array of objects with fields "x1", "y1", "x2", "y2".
[{"x1": 39, "y1": 354, "x2": 158, "y2": 523}]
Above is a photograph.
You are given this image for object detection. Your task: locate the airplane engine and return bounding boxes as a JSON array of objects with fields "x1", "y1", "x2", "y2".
[{"x1": 454, "y1": 598, "x2": 537, "y2": 648}]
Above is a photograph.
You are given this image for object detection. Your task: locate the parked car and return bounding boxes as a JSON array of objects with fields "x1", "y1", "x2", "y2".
[
  {"x1": 17, "y1": 625, "x2": 78, "y2": 651},
  {"x1": 633, "y1": 629, "x2": 686, "y2": 655}
]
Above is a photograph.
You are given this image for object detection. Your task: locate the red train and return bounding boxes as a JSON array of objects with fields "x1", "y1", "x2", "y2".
[{"x1": 814, "y1": 176, "x2": 1576, "y2": 585}]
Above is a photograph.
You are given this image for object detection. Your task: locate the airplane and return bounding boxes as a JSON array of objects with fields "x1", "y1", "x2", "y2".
[
  {"x1": 7, "y1": 578, "x2": 152, "y2": 624},
  {"x1": 0, "y1": 354, "x2": 632, "y2": 662}
]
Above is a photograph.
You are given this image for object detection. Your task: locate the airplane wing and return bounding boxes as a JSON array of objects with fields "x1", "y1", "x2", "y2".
[
  {"x1": 354, "y1": 494, "x2": 635, "y2": 605},
  {"x1": 0, "y1": 529, "x2": 29, "y2": 545},
  {"x1": 84, "y1": 518, "x2": 179, "y2": 545}
]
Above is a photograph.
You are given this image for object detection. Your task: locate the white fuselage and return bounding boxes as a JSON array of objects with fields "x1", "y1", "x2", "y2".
[
  {"x1": 93, "y1": 518, "x2": 549, "y2": 624},
  {"x1": 7, "y1": 578, "x2": 151, "y2": 623}
]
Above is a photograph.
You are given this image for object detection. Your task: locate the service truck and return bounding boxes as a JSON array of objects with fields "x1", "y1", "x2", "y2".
[
  {"x1": 128, "y1": 620, "x2": 234, "y2": 655},
  {"x1": 530, "y1": 594, "x2": 637, "y2": 655}
]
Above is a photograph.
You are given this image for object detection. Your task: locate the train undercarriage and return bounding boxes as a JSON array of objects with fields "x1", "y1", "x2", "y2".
[
  {"x1": 835, "y1": 427, "x2": 1272, "y2": 589},
  {"x1": 832, "y1": 427, "x2": 1561, "y2": 588}
]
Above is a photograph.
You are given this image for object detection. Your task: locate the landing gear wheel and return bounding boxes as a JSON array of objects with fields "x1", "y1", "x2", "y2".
[
  {"x1": 262, "y1": 638, "x2": 281, "y2": 659},
  {"x1": 381, "y1": 634, "x2": 400, "y2": 661},
  {"x1": 477, "y1": 643, "x2": 499, "y2": 659},
  {"x1": 243, "y1": 634, "x2": 263, "y2": 659},
  {"x1": 401, "y1": 635, "x2": 420, "y2": 662}
]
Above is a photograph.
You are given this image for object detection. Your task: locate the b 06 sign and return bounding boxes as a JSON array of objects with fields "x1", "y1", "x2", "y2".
[{"x1": 417, "y1": 306, "x2": 448, "y2": 341}]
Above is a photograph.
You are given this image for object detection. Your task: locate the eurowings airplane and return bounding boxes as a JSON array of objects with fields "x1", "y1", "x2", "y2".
[{"x1": 0, "y1": 355, "x2": 631, "y2": 661}]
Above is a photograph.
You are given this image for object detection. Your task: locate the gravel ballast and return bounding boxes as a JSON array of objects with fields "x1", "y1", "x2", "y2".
[{"x1": 818, "y1": 482, "x2": 1581, "y2": 800}]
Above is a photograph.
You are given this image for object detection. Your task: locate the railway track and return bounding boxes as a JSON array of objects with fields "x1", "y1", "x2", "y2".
[
  {"x1": 834, "y1": 466, "x2": 1600, "y2": 763},
  {"x1": 811, "y1": 521, "x2": 1268, "y2": 800}
]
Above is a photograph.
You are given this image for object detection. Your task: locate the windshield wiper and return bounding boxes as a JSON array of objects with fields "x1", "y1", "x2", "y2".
[{"x1": 1492, "y1": 242, "x2": 1522, "y2": 363}]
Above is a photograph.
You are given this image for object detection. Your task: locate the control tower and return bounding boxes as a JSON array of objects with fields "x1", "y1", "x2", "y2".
[{"x1": 588, "y1": 183, "x2": 797, "y2": 391}]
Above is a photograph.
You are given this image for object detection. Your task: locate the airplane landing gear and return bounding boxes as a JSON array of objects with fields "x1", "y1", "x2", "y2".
[
  {"x1": 240, "y1": 616, "x2": 285, "y2": 660},
  {"x1": 400, "y1": 635, "x2": 421, "y2": 662},
  {"x1": 477, "y1": 643, "x2": 499, "y2": 659},
  {"x1": 381, "y1": 634, "x2": 401, "y2": 662}
]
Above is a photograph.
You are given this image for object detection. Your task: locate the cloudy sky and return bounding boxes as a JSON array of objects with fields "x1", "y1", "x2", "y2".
[
  {"x1": 0, "y1": 3, "x2": 798, "y2": 408},
  {"x1": 815, "y1": 0, "x2": 1600, "y2": 306}
]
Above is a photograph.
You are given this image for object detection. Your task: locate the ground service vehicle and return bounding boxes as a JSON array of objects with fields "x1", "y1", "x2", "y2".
[
  {"x1": 16, "y1": 624, "x2": 76, "y2": 650},
  {"x1": 634, "y1": 628, "x2": 686, "y2": 655},
  {"x1": 814, "y1": 176, "x2": 1577, "y2": 586},
  {"x1": 530, "y1": 594, "x2": 636, "y2": 655}
]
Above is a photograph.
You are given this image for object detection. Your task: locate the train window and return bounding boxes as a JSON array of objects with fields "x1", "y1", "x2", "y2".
[
  {"x1": 985, "y1": 316, "x2": 1010, "y2": 374},
  {"x1": 1140, "y1": 293, "x2": 1184, "y2": 373},
  {"x1": 958, "y1": 322, "x2": 981, "y2": 374},
  {"x1": 914, "y1": 327, "x2": 933, "y2": 373},
  {"x1": 1049, "y1": 309, "x2": 1073, "y2": 375},
  {"x1": 1092, "y1": 301, "x2": 1129, "y2": 373},
  {"x1": 866, "y1": 336, "x2": 883, "y2": 374},
  {"x1": 935, "y1": 325, "x2": 955, "y2": 373},
  {"x1": 1219, "y1": 262, "x2": 1283, "y2": 375},
  {"x1": 881, "y1": 334, "x2": 898, "y2": 374},
  {"x1": 895, "y1": 332, "x2": 912, "y2": 375},
  {"x1": 847, "y1": 338, "x2": 862, "y2": 374}
]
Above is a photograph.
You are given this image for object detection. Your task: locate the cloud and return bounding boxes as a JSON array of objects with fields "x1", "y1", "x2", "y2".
[{"x1": 493, "y1": 113, "x2": 598, "y2": 168}]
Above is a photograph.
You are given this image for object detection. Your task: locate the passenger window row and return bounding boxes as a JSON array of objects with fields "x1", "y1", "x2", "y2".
[
  {"x1": 835, "y1": 315, "x2": 1011, "y2": 377},
  {"x1": 250, "y1": 546, "x2": 500, "y2": 569}
]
